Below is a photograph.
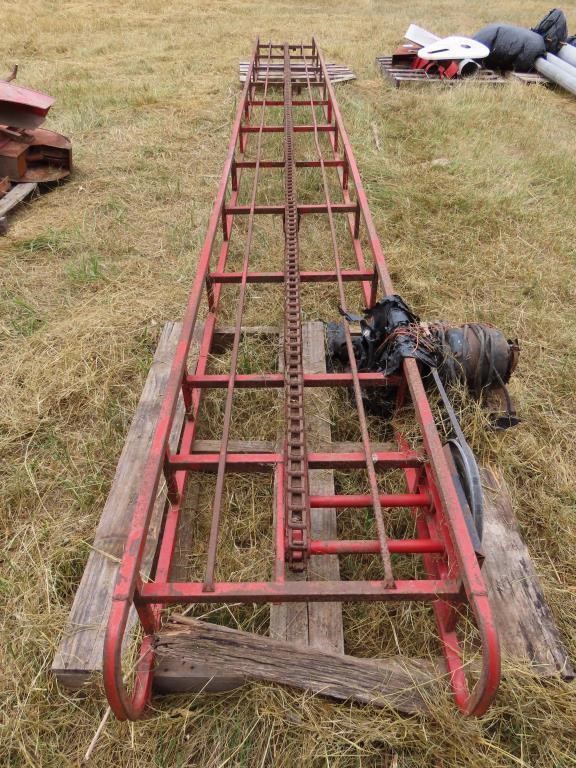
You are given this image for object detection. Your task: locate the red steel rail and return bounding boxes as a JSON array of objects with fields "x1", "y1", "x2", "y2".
[{"x1": 103, "y1": 39, "x2": 500, "y2": 719}]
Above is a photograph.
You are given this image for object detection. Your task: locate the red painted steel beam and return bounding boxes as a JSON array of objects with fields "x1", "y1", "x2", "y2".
[
  {"x1": 240, "y1": 124, "x2": 335, "y2": 133},
  {"x1": 186, "y1": 372, "x2": 399, "y2": 388},
  {"x1": 207, "y1": 269, "x2": 373, "y2": 284},
  {"x1": 103, "y1": 39, "x2": 264, "y2": 722},
  {"x1": 235, "y1": 159, "x2": 344, "y2": 168},
  {"x1": 225, "y1": 203, "x2": 356, "y2": 215},
  {"x1": 309, "y1": 493, "x2": 431, "y2": 508},
  {"x1": 248, "y1": 100, "x2": 329, "y2": 106},
  {"x1": 166, "y1": 450, "x2": 425, "y2": 472},
  {"x1": 310, "y1": 539, "x2": 444, "y2": 555},
  {"x1": 138, "y1": 579, "x2": 461, "y2": 603}
]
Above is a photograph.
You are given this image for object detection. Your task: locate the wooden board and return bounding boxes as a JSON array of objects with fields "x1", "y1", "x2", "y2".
[
  {"x1": 192, "y1": 439, "x2": 392, "y2": 454},
  {"x1": 480, "y1": 468, "x2": 574, "y2": 679},
  {"x1": 508, "y1": 71, "x2": 548, "y2": 84},
  {"x1": 153, "y1": 616, "x2": 441, "y2": 714},
  {"x1": 270, "y1": 321, "x2": 344, "y2": 652},
  {"x1": 52, "y1": 321, "x2": 187, "y2": 688},
  {"x1": 211, "y1": 324, "x2": 279, "y2": 352},
  {"x1": 0, "y1": 181, "x2": 38, "y2": 232}
]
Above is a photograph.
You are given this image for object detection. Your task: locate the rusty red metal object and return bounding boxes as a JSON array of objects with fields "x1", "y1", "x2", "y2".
[
  {"x1": 0, "y1": 74, "x2": 71, "y2": 182},
  {"x1": 0, "y1": 80, "x2": 54, "y2": 128},
  {"x1": 103, "y1": 39, "x2": 500, "y2": 720}
]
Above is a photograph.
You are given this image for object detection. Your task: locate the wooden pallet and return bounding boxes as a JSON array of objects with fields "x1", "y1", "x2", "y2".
[
  {"x1": 376, "y1": 56, "x2": 547, "y2": 89},
  {"x1": 240, "y1": 61, "x2": 355, "y2": 84},
  {"x1": 52, "y1": 321, "x2": 574, "y2": 704},
  {"x1": 509, "y1": 71, "x2": 548, "y2": 84}
]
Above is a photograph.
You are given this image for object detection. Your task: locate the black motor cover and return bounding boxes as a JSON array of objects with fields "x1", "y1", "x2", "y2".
[{"x1": 473, "y1": 23, "x2": 546, "y2": 70}]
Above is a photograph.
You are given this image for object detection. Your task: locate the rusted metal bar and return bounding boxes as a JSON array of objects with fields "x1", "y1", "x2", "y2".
[
  {"x1": 207, "y1": 268, "x2": 373, "y2": 284},
  {"x1": 186, "y1": 372, "x2": 400, "y2": 388},
  {"x1": 300, "y1": 52, "x2": 395, "y2": 586},
  {"x1": 310, "y1": 538, "x2": 444, "y2": 555},
  {"x1": 225, "y1": 203, "x2": 356, "y2": 215},
  {"x1": 203, "y1": 42, "x2": 276, "y2": 592}
]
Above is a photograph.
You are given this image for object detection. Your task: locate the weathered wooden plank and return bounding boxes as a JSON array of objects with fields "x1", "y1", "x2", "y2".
[
  {"x1": 0, "y1": 181, "x2": 37, "y2": 217},
  {"x1": 52, "y1": 322, "x2": 186, "y2": 688},
  {"x1": 0, "y1": 181, "x2": 38, "y2": 232},
  {"x1": 270, "y1": 321, "x2": 344, "y2": 652},
  {"x1": 153, "y1": 617, "x2": 442, "y2": 714},
  {"x1": 480, "y1": 468, "x2": 574, "y2": 679},
  {"x1": 269, "y1": 326, "x2": 308, "y2": 645},
  {"x1": 212, "y1": 325, "x2": 279, "y2": 352},
  {"x1": 192, "y1": 439, "x2": 276, "y2": 453},
  {"x1": 303, "y1": 322, "x2": 344, "y2": 653},
  {"x1": 191, "y1": 439, "x2": 393, "y2": 454}
]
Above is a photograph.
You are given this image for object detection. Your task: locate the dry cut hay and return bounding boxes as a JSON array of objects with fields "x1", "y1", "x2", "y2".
[{"x1": 1, "y1": 0, "x2": 576, "y2": 766}]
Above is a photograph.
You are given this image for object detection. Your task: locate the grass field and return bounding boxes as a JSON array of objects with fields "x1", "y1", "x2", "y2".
[{"x1": 1, "y1": 1, "x2": 576, "y2": 765}]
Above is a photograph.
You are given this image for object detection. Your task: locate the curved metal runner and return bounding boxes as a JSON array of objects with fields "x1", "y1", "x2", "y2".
[{"x1": 103, "y1": 38, "x2": 501, "y2": 720}]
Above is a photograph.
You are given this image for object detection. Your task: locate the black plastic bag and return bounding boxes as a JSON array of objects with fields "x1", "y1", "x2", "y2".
[
  {"x1": 532, "y1": 8, "x2": 568, "y2": 53},
  {"x1": 473, "y1": 24, "x2": 546, "y2": 70}
]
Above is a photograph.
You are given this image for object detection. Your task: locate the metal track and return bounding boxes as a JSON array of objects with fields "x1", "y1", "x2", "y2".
[
  {"x1": 103, "y1": 39, "x2": 501, "y2": 721},
  {"x1": 282, "y1": 44, "x2": 310, "y2": 569}
]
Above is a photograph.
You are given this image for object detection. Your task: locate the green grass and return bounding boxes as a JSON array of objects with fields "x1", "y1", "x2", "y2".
[{"x1": 66, "y1": 253, "x2": 106, "y2": 283}]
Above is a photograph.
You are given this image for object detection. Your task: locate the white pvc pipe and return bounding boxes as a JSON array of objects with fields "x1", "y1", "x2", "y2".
[
  {"x1": 558, "y1": 43, "x2": 576, "y2": 68},
  {"x1": 534, "y1": 56, "x2": 576, "y2": 96},
  {"x1": 459, "y1": 59, "x2": 481, "y2": 76},
  {"x1": 545, "y1": 52, "x2": 576, "y2": 76}
]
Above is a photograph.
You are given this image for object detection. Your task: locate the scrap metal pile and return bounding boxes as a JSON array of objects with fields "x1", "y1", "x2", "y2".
[
  {"x1": 379, "y1": 8, "x2": 576, "y2": 94},
  {"x1": 0, "y1": 67, "x2": 71, "y2": 183},
  {"x1": 0, "y1": 65, "x2": 71, "y2": 230},
  {"x1": 101, "y1": 38, "x2": 524, "y2": 721}
]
